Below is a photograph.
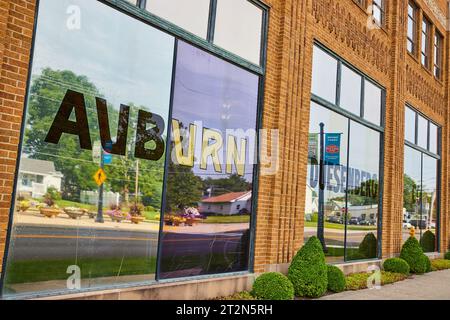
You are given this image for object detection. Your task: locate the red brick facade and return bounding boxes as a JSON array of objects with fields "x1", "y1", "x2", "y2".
[{"x1": 0, "y1": 0, "x2": 449, "y2": 280}]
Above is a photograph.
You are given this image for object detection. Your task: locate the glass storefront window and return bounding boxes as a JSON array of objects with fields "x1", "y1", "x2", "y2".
[
  {"x1": 312, "y1": 46, "x2": 338, "y2": 104},
  {"x1": 340, "y1": 65, "x2": 361, "y2": 116},
  {"x1": 3, "y1": 0, "x2": 264, "y2": 298},
  {"x1": 3, "y1": 0, "x2": 175, "y2": 297},
  {"x1": 159, "y1": 41, "x2": 259, "y2": 279},
  {"x1": 146, "y1": 0, "x2": 211, "y2": 39},
  {"x1": 403, "y1": 106, "x2": 440, "y2": 252},
  {"x1": 307, "y1": 44, "x2": 384, "y2": 263},
  {"x1": 306, "y1": 102, "x2": 349, "y2": 263},
  {"x1": 346, "y1": 121, "x2": 380, "y2": 261},
  {"x1": 214, "y1": 0, "x2": 263, "y2": 65}
]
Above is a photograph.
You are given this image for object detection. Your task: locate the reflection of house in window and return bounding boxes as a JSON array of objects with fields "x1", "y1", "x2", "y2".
[
  {"x1": 17, "y1": 158, "x2": 63, "y2": 198},
  {"x1": 199, "y1": 191, "x2": 252, "y2": 216}
]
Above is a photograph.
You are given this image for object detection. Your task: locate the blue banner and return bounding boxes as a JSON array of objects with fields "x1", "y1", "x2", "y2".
[{"x1": 325, "y1": 133, "x2": 341, "y2": 165}]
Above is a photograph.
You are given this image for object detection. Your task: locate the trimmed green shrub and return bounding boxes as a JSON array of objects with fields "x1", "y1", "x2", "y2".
[
  {"x1": 420, "y1": 230, "x2": 436, "y2": 253},
  {"x1": 444, "y1": 252, "x2": 450, "y2": 260},
  {"x1": 327, "y1": 265, "x2": 346, "y2": 293},
  {"x1": 288, "y1": 236, "x2": 328, "y2": 298},
  {"x1": 383, "y1": 258, "x2": 410, "y2": 275},
  {"x1": 400, "y1": 237, "x2": 428, "y2": 274},
  {"x1": 358, "y1": 233, "x2": 377, "y2": 259},
  {"x1": 251, "y1": 272, "x2": 294, "y2": 300},
  {"x1": 424, "y1": 255, "x2": 432, "y2": 273}
]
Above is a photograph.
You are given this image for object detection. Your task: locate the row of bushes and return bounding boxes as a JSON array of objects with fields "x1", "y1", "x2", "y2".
[{"x1": 250, "y1": 234, "x2": 450, "y2": 300}]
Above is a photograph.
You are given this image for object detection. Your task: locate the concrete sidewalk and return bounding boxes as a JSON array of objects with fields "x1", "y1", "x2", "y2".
[{"x1": 320, "y1": 269, "x2": 450, "y2": 300}]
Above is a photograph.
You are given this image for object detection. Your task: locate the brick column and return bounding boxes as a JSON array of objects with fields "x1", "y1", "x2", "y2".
[{"x1": 0, "y1": 0, "x2": 36, "y2": 272}]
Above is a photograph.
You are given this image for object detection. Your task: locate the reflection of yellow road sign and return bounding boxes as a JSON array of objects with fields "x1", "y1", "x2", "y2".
[{"x1": 93, "y1": 168, "x2": 107, "y2": 186}]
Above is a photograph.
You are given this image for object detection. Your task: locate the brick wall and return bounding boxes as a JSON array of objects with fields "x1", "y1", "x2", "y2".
[
  {"x1": 0, "y1": 0, "x2": 36, "y2": 271},
  {"x1": 254, "y1": 0, "x2": 450, "y2": 273},
  {"x1": 0, "y1": 0, "x2": 448, "y2": 278}
]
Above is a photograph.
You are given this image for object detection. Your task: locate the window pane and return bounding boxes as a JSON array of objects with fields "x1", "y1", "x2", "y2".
[
  {"x1": 159, "y1": 41, "x2": 259, "y2": 279},
  {"x1": 405, "y1": 106, "x2": 416, "y2": 143},
  {"x1": 429, "y1": 123, "x2": 438, "y2": 154},
  {"x1": 3, "y1": 0, "x2": 175, "y2": 297},
  {"x1": 340, "y1": 65, "x2": 361, "y2": 116},
  {"x1": 421, "y1": 154, "x2": 438, "y2": 251},
  {"x1": 346, "y1": 121, "x2": 380, "y2": 261},
  {"x1": 214, "y1": 0, "x2": 263, "y2": 65},
  {"x1": 403, "y1": 146, "x2": 422, "y2": 244},
  {"x1": 417, "y1": 115, "x2": 428, "y2": 149},
  {"x1": 146, "y1": 0, "x2": 210, "y2": 39},
  {"x1": 305, "y1": 102, "x2": 349, "y2": 263},
  {"x1": 363, "y1": 80, "x2": 382, "y2": 125},
  {"x1": 312, "y1": 46, "x2": 338, "y2": 104}
]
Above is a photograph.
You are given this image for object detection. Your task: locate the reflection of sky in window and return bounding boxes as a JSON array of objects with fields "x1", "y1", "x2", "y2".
[
  {"x1": 172, "y1": 41, "x2": 259, "y2": 181},
  {"x1": 32, "y1": 0, "x2": 174, "y2": 118}
]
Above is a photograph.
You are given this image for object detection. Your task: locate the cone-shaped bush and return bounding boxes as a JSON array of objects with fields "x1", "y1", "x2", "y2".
[
  {"x1": 420, "y1": 230, "x2": 436, "y2": 253},
  {"x1": 445, "y1": 252, "x2": 450, "y2": 260},
  {"x1": 358, "y1": 233, "x2": 377, "y2": 259},
  {"x1": 251, "y1": 272, "x2": 294, "y2": 300},
  {"x1": 400, "y1": 237, "x2": 428, "y2": 274},
  {"x1": 424, "y1": 255, "x2": 432, "y2": 273},
  {"x1": 327, "y1": 265, "x2": 346, "y2": 293},
  {"x1": 383, "y1": 258, "x2": 410, "y2": 275},
  {"x1": 288, "y1": 236, "x2": 327, "y2": 298}
]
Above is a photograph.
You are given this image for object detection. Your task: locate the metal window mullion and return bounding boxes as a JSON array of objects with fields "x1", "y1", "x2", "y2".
[
  {"x1": 138, "y1": 0, "x2": 147, "y2": 10},
  {"x1": 336, "y1": 61, "x2": 342, "y2": 107},
  {"x1": 360, "y1": 76, "x2": 365, "y2": 118},
  {"x1": 207, "y1": 0, "x2": 218, "y2": 43},
  {"x1": 344, "y1": 119, "x2": 351, "y2": 261}
]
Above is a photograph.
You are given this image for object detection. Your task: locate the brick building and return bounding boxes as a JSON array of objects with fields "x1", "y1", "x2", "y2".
[{"x1": 0, "y1": 0, "x2": 449, "y2": 299}]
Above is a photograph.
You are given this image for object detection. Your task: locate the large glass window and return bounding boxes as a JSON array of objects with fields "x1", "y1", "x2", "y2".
[
  {"x1": 158, "y1": 41, "x2": 259, "y2": 279},
  {"x1": 214, "y1": 0, "x2": 263, "y2": 65},
  {"x1": 3, "y1": 0, "x2": 175, "y2": 297},
  {"x1": 3, "y1": 0, "x2": 264, "y2": 298},
  {"x1": 403, "y1": 106, "x2": 440, "y2": 252},
  {"x1": 407, "y1": 2, "x2": 417, "y2": 55},
  {"x1": 405, "y1": 106, "x2": 416, "y2": 143},
  {"x1": 145, "y1": 0, "x2": 211, "y2": 39},
  {"x1": 306, "y1": 44, "x2": 384, "y2": 263}
]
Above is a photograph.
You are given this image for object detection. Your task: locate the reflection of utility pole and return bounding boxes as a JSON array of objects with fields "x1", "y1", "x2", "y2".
[
  {"x1": 135, "y1": 159, "x2": 139, "y2": 204},
  {"x1": 96, "y1": 150, "x2": 105, "y2": 223},
  {"x1": 318, "y1": 122, "x2": 327, "y2": 252}
]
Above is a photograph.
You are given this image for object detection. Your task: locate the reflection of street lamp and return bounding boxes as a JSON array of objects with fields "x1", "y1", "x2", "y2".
[{"x1": 318, "y1": 123, "x2": 327, "y2": 252}]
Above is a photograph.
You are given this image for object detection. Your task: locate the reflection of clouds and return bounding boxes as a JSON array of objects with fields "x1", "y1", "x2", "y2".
[{"x1": 33, "y1": 0, "x2": 174, "y2": 117}]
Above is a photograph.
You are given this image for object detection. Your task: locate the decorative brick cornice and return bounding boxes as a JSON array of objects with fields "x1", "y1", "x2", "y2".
[{"x1": 422, "y1": 0, "x2": 447, "y2": 28}]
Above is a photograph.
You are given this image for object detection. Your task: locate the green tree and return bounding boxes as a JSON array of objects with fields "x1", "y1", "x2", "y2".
[{"x1": 25, "y1": 68, "x2": 101, "y2": 200}]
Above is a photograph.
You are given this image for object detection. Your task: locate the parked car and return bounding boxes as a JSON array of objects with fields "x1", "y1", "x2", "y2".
[
  {"x1": 327, "y1": 216, "x2": 343, "y2": 224},
  {"x1": 410, "y1": 219, "x2": 427, "y2": 230},
  {"x1": 348, "y1": 217, "x2": 359, "y2": 225}
]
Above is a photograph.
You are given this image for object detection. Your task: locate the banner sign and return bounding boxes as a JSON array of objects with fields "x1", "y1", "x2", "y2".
[
  {"x1": 325, "y1": 133, "x2": 341, "y2": 165},
  {"x1": 308, "y1": 134, "x2": 319, "y2": 162}
]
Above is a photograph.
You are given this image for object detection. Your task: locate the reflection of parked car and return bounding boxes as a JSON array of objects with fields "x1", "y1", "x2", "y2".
[
  {"x1": 349, "y1": 217, "x2": 359, "y2": 225},
  {"x1": 359, "y1": 219, "x2": 376, "y2": 226},
  {"x1": 327, "y1": 216, "x2": 343, "y2": 224},
  {"x1": 410, "y1": 219, "x2": 427, "y2": 229}
]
